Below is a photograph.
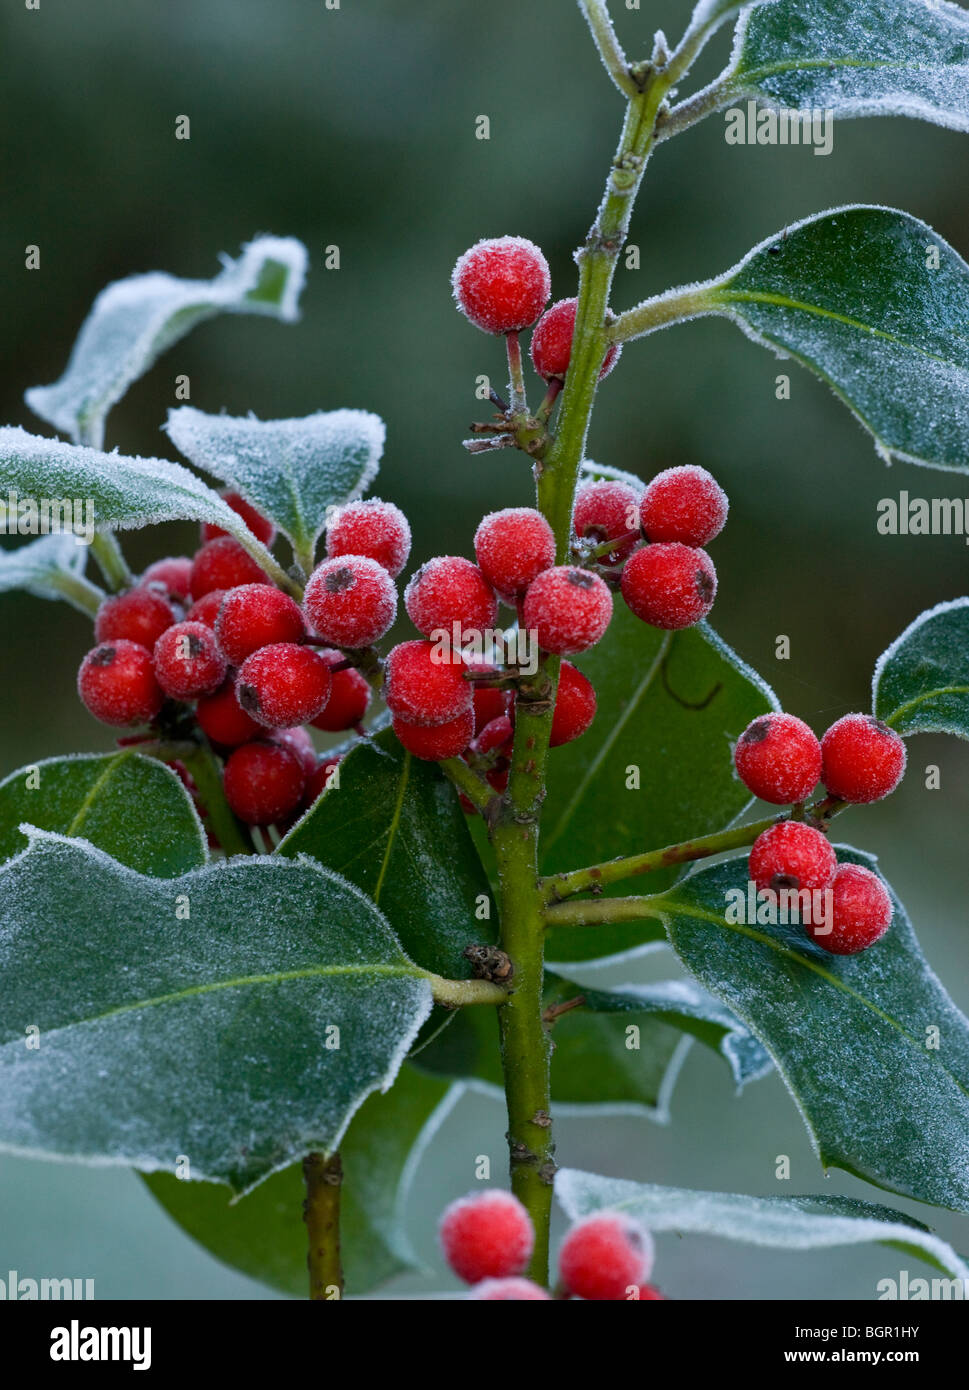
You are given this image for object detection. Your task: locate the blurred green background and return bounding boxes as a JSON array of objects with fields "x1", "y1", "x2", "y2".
[{"x1": 1, "y1": 0, "x2": 967, "y2": 1299}]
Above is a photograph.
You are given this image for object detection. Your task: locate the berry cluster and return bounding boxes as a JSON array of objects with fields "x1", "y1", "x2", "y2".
[
  {"x1": 734, "y1": 711, "x2": 906, "y2": 954},
  {"x1": 438, "y1": 1190, "x2": 663, "y2": 1300}
]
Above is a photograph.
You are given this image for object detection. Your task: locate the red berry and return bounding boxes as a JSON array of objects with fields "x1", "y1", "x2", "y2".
[
  {"x1": 573, "y1": 480, "x2": 641, "y2": 562},
  {"x1": 472, "y1": 679, "x2": 512, "y2": 729},
  {"x1": 236, "y1": 643, "x2": 332, "y2": 729},
  {"x1": 223, "y1": 740, "x2": 307, "y2": 825},
  {"x1": 139, "y1": 556, "x2": 193, "y2": 604},
  {"x1": 77, "y1": 641, "x2": 163, "y2": 727},
  {"x1": 190, "y1": 537, "x2": 268, "y2": 599},
  {"x1": 215, "y1": 584, "x2": 306, "y2": 666},
  {"x1": 202, "y1": 491, "x2": 276, "y2": 547},
  {"x1": 807, "y1": 863, "x2": 892, "y2": 955},
  {"x1": 522, "y1": 566, "x2": 613, "y2": 655},
  {"x1": 303, "y1": 555, "x2": 398, "y2": 649},
  {"x1": 384, "y1": 639, "x2": 471, "y2": 726},
  {"x1": 473, "y1": 507, "x2": 555, "y2": 599},
  {"x1": 306, "y1": 755, "x2": 342, "y2": 803},
  {"x1": 196, "y1": 679, "x2": 262, "y2": 747},
  {"x1": 309, "y1": 650, "x2": 371, "y2": 732},
  {"x1": 621, "y1": 542, "x2": 717, "y2": 630},
  {"x1": 393, "y1": 708, "x2": 475, "y2": 760},
  {"x1": 452, "y1": 236, "x2": 551, "y2": 335},
  {"x1": 639, "y1": 465, "x2": 728, "y2": 547},
  {"x1": 185, "y1": 589, "x2": 226, "y2": 628},
  {"x1": 271, "y1": 725, "x2": 318, "y2": 778},
  {"x1": 749, "y1": 821, "x2": 837, "y2": 896},
  {"x1": 95, "y1": 589, "x2": 176, "y2": 650},
  {"x1": 468, "y1": 1278, "x2": 550, "y2": 1301},
  {"x1": 559, "y1": 1213, "x2": 654, "y2": 1302},
  {"x1": 733, "y1": 713, "x2": 822, "y2": 806},
  {"x1": 405, "y1": 556, "x2": 497, "y2": 639},
  {"x1": 439, "y1": 1190, "x2": 535, "y2": 1284},
  {"x1": 530, "y1": 298, "x2": 620, "y2": 382},
  {"x1": 550, "y1": 660, "x2": 596, "y2": 747},
  {"x1": 325, "y1": 499, "x2": 411, "y2": 579},
  {"x1": 473, "y1": 713, "x2": 514, "y2": 756},
  {"x1": 153, "y1": 621, "x2": 227, "y2": 700},
  {"x1": 820, "y1": 714, "x2": 907, "y2": 804}
]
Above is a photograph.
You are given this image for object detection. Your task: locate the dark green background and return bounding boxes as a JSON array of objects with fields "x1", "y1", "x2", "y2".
[{"x1": 1, "y1": 0, "x2": 967, "y2": 1298}]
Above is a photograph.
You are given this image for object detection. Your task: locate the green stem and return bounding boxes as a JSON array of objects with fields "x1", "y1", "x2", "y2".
[
  {"x1": 302, "y1": 1151, "x2": 343, "y2": 1300},
  {"x1": 545, "y1": 894, "x2": 666, "y2": 928},
  {"x1": 180, "y1": 742, "x2": 253, "y2": 857},
  {"x1": 422, "y1": 973, "x2": 509, "y2": 1007},
  {"x1": 578, "y1": 0, "x2": 638, "y2": 99},
  {"x1": 90, "y1": 531, "x2": 133, "y2": 592},
  {"x1": 505, "y1": 331, "x2": 528, "y2": 415},
  {"x1": 608, "y1": 280, "x2": 721, "y2": 345},
  {"x1": 49, "y1": 569, "x2": 106, "y2": 618}
]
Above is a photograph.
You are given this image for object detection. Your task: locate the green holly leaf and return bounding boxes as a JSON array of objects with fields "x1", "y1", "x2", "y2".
[
  {"x1": 0, "y1": 534, "x2": 102, "y2": 615},
  {"x1": 874, "y1": 597, "x2": 969, "y2": 737}
]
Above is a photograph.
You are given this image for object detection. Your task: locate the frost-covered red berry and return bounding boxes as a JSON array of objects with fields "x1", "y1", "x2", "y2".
[
  {"x1": 734, "y1": 713, "x2": 822, "y2": 806},
  {"x1": 77, "y1": 641, "x2": 163, "y2": 727},
  {"x1": 215, "y1": 584, "x2": 306, "y2": 666},
  {"x1": 202, "y1": 491, "x2": 276, "y2": 547},
  {"x1": 522, "y1": 566, "x2": 613, "y2": 655},
  {"x1": 303, "y1": 555, "x2": 398, "y2": 649},
  {"x1": 153, "y1": 621, "x2": 227, "y2": 700},
  {"x1": 393, "y1": 708, "x2": 475, "y2": 761},
  {"x1": 384, "y1": 640, "x2": 471, "y2": 726},
  {"x1": 139, "y1": 556, "x2": 193, "y2": 604},
  {"x1": 452, "y1": 236, "x2": 551, "y2": 335},
  {"x1": 405, "y1": 556, "x2": 497, "y2": 638},
  {"x1": 325, "y1": 499, "x2": 411, "y2": 579},
  {"x1": 439, "y1": 1190, "x2": 535, "y2": 1284},
  {"x1": 95, "y1": 588, "x2": 176, "y2": 650},
  {"x1": 530, "y1": 298, "x2": 620, "y2": 382},
  {"x1": 185, "y1": 589, "x2": 226, "y2": 628},
  {"x1": 271, "y1": 725, "x2": 318, "y2": 778},
  {"x1": 621, "y1": 542, "x2": 716, "y2": 630},
  {"x1": 190, "y1": 537, "x2": 268, "y2": 599},
  {"x1": 236, "y1": 643, "x2": 332, "y2": 729},
  {"x1": 639, "y1": 465, "x2": 728, "y2": 547},
  {"x1": 468, "y1": 1278, "x2": 550, "y2": 1301},
  {"x1": 820, "y1": 714, "x2": 907, "y2": 804},
  {"x1": 749, "y1": 821, "x2": 837, "y2": 896},
  {"x1": 807, "y1": 863, "x2": 892, "y2": 955},
  {"x1": 223, "y1": 740, "x2": 307, "y2": 825},
  {"x1": 473, "y1": 508, "x2": 555, "y2": 599},
  {"x1": 196, "y1": 679, "x2": 262, "y2": 747},
  {"x1": 558, "y1": 1212, "x2": 654, "y2": 1302},
  {"x1": 550, "y1": 661, "x2": 596, "y2": 747},
  {"x1": 309, "y1": 650, "x2": 371, "y2": 732},
  {"x1": 306, "y1": 755, "x2": 342, "y2": 803},
  {"x1": 472, "y1": 713, "x2": 514, "y2": 757},
  {"x1": 573, "y1": 479, "x2": 641, "y2": 562}
]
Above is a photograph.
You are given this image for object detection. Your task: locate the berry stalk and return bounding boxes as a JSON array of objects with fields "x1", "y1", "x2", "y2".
[
  {"x1": 302, "y1": 1151, "x2": 343, "y2": 1301},
  {"x1": 180, "y1": 741, "x2": 253, "y2": 857}
]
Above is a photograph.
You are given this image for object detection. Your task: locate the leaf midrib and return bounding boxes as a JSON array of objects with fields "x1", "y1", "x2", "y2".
[{"x1": 884, "y1": 685, "x2": 969, "y2": 728}]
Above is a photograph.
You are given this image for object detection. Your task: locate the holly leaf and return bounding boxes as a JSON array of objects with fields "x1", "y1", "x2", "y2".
[
  {"x1": 873, "y1": 597, "x2": 969, "y2": 737},
  {"x1": 0, "y1": 534, "x2": 99, "y2": 615},
  {"x1": 0, "y1": 832, "x2": 434, "y2": 1193},
  {"x1": 0, "y1": 752, "x2": 206, "y2": 877},
  {"x1": 556, "y1": 1169, "x2": 969, "y2": 1282},
  {"x1": 26, "y1": 237, "x2": 307, "y2": 445}
]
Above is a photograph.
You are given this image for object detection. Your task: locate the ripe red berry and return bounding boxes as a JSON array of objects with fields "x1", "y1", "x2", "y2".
[
  {"x1": 306, "y1": 755, "x2": 342, "y2": 803},
  {"x1": 530, "y1": 298, "x2": 621, "y2": 382},
  {"x1": 215, "y1": 583, "x2": 306, "y2": 666},
  {"x1": 733, "y1": 713, "x2": 822, "y2": 806},
  {"x1": 820, "y1": 714, "x2": 907, "y2": 804},
  {"x1": 472, "y1": 678, "x2": 512, "y2": 730},
  {"x1": 139, "y1": 556, "x2": 193, "y2": 604},
  {"x1": 749, "y1": 821, "x2": 837, "y2": 896},
  {"x1": 472, "y1": 713, "x2": 514, "y2": 757},
  {"x1": 639, "y1": 465, "x2": 728, "y2": 547},
  {"x1": 153, "y1": 621, "x2": 227, "y2": 700},
  {"x1": 620, "y1": 542, "x2": 717, "y2": 630},
  {"x1": 558, "y1": 1213, "x2": 654, "y2": 1302},
  {"x1": 405, "y1": 556, "x2": 497, "y2": 639},
  {"x1": 550, "y1": 660, "x2": 596, "y2": 747},
  {"x1": 271, "y1": 725, "x2": 318, "y2": 778},
  {"x1": 452, "y1": 236, "x2": 551, "y2": 335},
  {"x1": 95, "y1": 588, "x2": 176, "y2": 650},
  {"x1": 236, "y1": 643, "x2": 332, "y2": 729},
  {"x1": 303, "y1": 555, "x2": 398, "y2": 649},
  {"x1": 468, "y1": 1278, "x2": 551, "y2": 1301},
  {"x1": 384, "y1": 639, "x2": 471, "y2": 726},
  {"x1": 807, "y1": 863, "x2": 893, "y2": 955},
  {"x1": 201, "y1": 491, "x2": 276, "y2": 547},
  {"x1": 223, "y1": 740, "x2": 307, "y2": 825},
  {"x1": 393, "y1": 708, "x2": 475, "y2": 761},
  {"x1": 77, "y1": 641, "x2": 163, "y2": 727},
  {"x1": 309, "y1": 650, "x2": 371, "y2": 732},
  {"x1": 473, "y1": 507, "x2": 555, "y2": 599},
  {"x1": 185, "y1": 589, "x2": 226, "y2": 628},
  {"x1": 522, "y1": 566, "x2": 613, "y2": 655},
  {"x1": 325, "y1": 499, "x2": 411, "y2": 579},
  {"x1": 190, "y1": 537, "x2": 268, "y2": 599},
  {"x1": 573, "y1": 480, "x2": 641, "y2": 562},
  {"x1": 439, "y1": 1190, "x2": 535, "y2": 1284},
  {"x1": 196, "y1": 679, "x2": 262, "y2": 747}
]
